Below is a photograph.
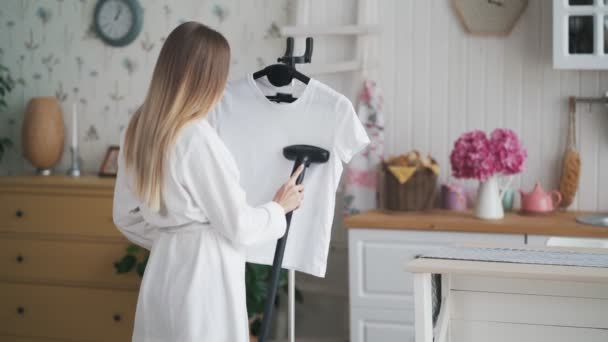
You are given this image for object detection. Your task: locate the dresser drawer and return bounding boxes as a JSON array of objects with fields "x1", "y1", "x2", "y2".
[
  {"x1": 0, "y1": 282, "x2": 137, "y2": 341},
  {"x1": 0, "y1": 193, "x2": 119, "y2": 238},
  {"x1": 0, "y1": 335, "x2": 69, "y2": 342},
  {"x1": 0, "y1": 238, "x2": 140, "y2": 289},
  {"x1": 348, "y1": 229, "x2": 524, "y2": 310}
]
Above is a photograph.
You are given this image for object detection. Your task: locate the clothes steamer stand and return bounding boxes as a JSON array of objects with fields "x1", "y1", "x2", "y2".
[{"x1": 253, "y1": 37, "x2": 329, "y2": 342}]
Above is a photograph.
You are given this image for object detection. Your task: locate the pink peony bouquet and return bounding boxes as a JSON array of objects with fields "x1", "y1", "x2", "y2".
[
  {"x1": 490, "y1": 128, "x2": 527, "y2": 175},
  {"x1": 450, "y1": 129, "x2": 527, "y2": 181}
]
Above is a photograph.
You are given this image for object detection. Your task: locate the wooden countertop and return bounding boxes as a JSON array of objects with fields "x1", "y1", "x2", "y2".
[
  {"x1": 344, "y1": 209, "x2": 608, "y2": 238},
  {"x1": 0, "y1": 175, "x2": 115, "y2": 189},
  {"x1": 0, "y1": 175, "x2": 116, "y2": 197}
]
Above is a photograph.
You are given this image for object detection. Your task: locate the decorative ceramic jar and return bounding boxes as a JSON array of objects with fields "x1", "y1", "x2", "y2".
[
  {"x1": 22, "y1": 97, "x2": 65, "y2": 175},
  {"x1": 441, "y1": 183, "x2": 467, "y2": 211},
  {"x1": 502, "y1": 188, "x2": 515, "y2": 212}
]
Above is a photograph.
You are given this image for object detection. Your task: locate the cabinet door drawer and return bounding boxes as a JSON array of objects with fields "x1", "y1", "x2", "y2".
[
  {"x1": 350, "y1": 307, "x2": 414, "y2": 342},
  {"x1": 0, "y1": 282, "x2": 137, "y2": 341},
  {"x1": 349, "y1": 229, "x2": 524, "y2": 309},
  {"x1": 0, "y1": 335, "x2": 69, "y2": 342},
  {"x1": 0, "y1": 193, "x2": 119, "y2": 238},
  {"x1": 0, "y1": 238, "x2": 140, "y2": 289}
]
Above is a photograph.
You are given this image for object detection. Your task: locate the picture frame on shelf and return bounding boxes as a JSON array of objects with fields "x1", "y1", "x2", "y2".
[{"x1": 99, "y1": 145, "x2": 119, "y2": 177}]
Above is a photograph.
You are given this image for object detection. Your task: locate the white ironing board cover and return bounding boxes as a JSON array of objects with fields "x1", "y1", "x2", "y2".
[{"x1": 421, "y1": 246, "x2": 608, "y2": 268}]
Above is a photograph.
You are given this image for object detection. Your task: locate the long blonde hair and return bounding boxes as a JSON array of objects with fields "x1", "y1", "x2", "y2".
[{"x1": 123, "y1": 22, "x2": 230, "y2": 210}]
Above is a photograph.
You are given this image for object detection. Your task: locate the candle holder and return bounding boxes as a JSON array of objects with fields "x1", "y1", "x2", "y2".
[{"x1": 67, "y1": 146, "x2": 81, "y2": 177}]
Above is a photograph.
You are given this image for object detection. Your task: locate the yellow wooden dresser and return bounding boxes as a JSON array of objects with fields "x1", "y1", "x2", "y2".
[{"x1": 0, "y1": 176, "x2": 140, "y2": 342}]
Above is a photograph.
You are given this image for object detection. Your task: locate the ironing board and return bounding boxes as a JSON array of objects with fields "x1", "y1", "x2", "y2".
[{"x1": 407, "y1": 245, "x2": 608, "y2": 342}]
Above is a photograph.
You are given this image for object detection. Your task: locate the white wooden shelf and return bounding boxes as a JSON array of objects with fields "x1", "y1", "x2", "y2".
[
  {"x1": 280, "y1": 24, "x2": 380, "y2": 36},
  {"x1": 299, "y1": 60, "x2": 362, "y2": 75}
]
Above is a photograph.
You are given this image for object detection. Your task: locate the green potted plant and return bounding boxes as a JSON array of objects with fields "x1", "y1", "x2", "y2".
[
  {"x1": 0, "y1": 64, "x2": 14, "y2": 163},
  {"x1": 114, "y1": 243, "x2": 302, "y2": 340}
]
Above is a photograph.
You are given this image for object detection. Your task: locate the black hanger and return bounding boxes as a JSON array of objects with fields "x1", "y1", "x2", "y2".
[{"x1": 253, "y1": 37, "x2": 313, "y2": 103}]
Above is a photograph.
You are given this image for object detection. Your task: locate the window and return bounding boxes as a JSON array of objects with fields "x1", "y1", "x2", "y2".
[{"x1": 553, "y1": 0, "x2": 608, "y2": 69}]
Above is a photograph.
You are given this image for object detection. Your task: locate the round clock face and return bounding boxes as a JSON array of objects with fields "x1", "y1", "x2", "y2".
[{"x1": 94, "y1": 0, "x2": 142, "y2": 47}]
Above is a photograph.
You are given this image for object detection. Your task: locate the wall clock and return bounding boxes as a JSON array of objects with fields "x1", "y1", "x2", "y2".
[
  {"x1": 94, "y1": 0, "x2": 143, "y2": 47},
  {"x1": 452, "y1": 0, "x2": 528, "y2": 36}
]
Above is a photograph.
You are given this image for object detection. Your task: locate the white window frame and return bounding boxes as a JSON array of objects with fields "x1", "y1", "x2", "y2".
[{"x1": 553, "y1": 0, "x2": 608, "y2": 69}]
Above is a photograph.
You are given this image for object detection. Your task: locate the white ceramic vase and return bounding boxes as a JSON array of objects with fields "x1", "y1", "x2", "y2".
[{"x1": 474, "y1": 176, "x2": 504, "y2": 220}]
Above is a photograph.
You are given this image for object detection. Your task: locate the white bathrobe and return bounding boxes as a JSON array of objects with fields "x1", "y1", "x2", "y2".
[{"x1": 112, "y1": 118, "x2": 287, "y2": 342}]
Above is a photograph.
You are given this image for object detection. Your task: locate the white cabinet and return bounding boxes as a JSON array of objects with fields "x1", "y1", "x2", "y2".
[
  {"x1": 526, "y1": 234, "x2": 552, "y2": 246},
  {"x1": 348, "y1": 229, "x2": 524, "y2": 342},
  {"x1": 351, "y1": 308, "x2": 415, "y2": 342},
  {"x1": 553, "y1": 0, "x2": 608, "y2": 69}
]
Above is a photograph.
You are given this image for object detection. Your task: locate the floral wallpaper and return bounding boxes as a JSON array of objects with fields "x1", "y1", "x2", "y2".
[{"x1": 0, "y1": 0, "x2": 289, "y2": 174}]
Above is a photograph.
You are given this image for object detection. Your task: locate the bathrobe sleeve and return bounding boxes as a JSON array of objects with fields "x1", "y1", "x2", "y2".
[
  {"x1": 179, "y1": 128, "x2": 287, "y2": 246},
  {"x1": 112, "y1": 144, "x2": 158, "y2": 250}
]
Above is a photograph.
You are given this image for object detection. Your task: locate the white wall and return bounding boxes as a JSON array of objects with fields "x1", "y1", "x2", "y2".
[{"x1": 377, "y1": 0, "x2": 608, "y2": 211}]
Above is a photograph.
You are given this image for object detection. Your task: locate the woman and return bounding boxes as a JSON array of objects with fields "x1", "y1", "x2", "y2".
[{"x1": 112, "y1": 22, "x2": 304, "y2": 342}]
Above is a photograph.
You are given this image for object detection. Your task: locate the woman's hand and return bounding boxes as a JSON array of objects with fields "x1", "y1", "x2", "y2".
[{"x1": 273, "y1": 164, "x2": 305, "y2": 214}]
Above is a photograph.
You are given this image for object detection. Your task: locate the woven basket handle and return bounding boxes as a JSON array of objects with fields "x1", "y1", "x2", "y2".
[{"x1": 567, "y1": 96, "x2": 577, "y2": 150}]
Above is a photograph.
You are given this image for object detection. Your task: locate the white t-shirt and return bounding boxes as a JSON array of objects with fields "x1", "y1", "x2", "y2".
[{"x1": 208, "y1": 75, "x2": 370, "y2": 277}]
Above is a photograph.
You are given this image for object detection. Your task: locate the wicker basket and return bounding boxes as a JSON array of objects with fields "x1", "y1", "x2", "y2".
[{"x1": 381, "y1": 163, "x2": 438, "y2": 212}]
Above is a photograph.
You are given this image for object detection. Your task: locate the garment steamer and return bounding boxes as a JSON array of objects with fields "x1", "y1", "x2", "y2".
[
  {"x1": 258, "y1": 145, "x2": 328, "y2": 342},
  {"x1": 254, "y1": 38, "x2": 328, "y2": 342}
]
